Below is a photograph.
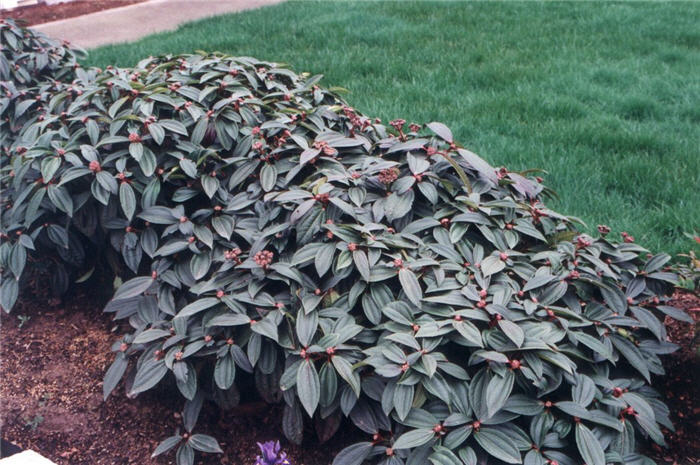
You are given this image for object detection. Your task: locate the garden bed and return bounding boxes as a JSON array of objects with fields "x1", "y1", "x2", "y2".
[
  {"x1": 648, "y1": 291, "x2": 700, "y2": 464},
  {"x1": 4, "y1": 0, "x2": 146, "y2": 26},
  {"x1": 0, "y1": 277, "x2": 357, "y2": 464},
  {"x1": 1, "y1": 279, "x2": 698, "y2": 464}
]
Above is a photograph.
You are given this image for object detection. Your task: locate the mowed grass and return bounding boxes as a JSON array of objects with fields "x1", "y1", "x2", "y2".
[{"x1": 84, "y1": 1, "x2": 700, "y2": 255}]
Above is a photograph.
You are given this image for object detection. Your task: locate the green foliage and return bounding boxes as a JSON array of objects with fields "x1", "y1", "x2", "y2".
[
  {"x1": 1, "y1": 18, "x2": 86, "y2": 149},
  {"x1": 1, "y1": 21, "x2": 692, "y2": 465}
]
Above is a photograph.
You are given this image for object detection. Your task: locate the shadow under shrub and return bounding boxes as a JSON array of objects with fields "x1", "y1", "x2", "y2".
[{"x1": 0, "y1": 20, "x2": 693, "y2": 465}]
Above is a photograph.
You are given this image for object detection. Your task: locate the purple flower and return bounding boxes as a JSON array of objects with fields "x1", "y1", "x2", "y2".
[{"x1": 255, "y1": 440, "x2": 291, "y2": 465}]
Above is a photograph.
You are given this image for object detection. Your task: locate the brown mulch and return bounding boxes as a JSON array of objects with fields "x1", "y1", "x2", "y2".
[
  {"x1": 2, "y1": 0, "x2": 146, "y2": 27},
  {"x1": 646, "y1": 290, "x2": 700, "y2": 465},
  {"x1": 0, "y1": 278, "x2": 698, "y2": 464}
]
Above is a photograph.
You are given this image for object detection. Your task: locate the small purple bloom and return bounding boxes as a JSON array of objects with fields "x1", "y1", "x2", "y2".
[{"x1": 255, "y1": 440, "x2": 291, "y2": 465}]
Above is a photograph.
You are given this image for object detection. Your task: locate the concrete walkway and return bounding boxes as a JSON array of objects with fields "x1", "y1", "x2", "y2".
[
  {"x1": 0, "y1": 450, "x2": 56, "y2": 465},
  {"x1": 34, "y1": 0, "x2": 283, "y2": 49}
]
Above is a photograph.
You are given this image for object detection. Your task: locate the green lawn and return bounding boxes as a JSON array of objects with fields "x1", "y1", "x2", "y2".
[{"x1": 84, "y1": 1, "x2": 700, "y2": 255}]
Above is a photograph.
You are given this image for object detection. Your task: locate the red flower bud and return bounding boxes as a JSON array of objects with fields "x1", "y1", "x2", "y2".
[{"x1": 254, "y1": 250, "x2": 274, "y2": 268}]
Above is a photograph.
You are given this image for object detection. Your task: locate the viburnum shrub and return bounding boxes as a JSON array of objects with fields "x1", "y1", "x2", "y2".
[
  {"x1": 0, "y1": 22, "x2": 693, "y2": 465},
  {"x1": 1, "y1": 18, "x2": 85, "y2": 150}
]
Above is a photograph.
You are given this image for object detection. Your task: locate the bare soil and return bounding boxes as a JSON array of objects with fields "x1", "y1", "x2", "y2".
[
  {"x1": 645, "y1": 290, "x2": 700, "y2": 465},
  {"x1": 0, "y1": 277, "x2": 697, "y2": 464},
  {"x1": 2, "y1": 0, "x2": 146, "y2": 27}
]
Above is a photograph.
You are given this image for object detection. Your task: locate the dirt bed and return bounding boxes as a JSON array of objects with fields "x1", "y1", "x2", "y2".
[
  {"x1": 0, "y1": 282, "x2": 698, "y2": 464},
  {"x1": 2, "y1": 0, "x2": 146, "y2": 27}
]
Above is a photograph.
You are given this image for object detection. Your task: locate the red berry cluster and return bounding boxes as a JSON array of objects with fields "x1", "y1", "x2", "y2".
[
  {"x1": 273, "y1": 129, "x2": 292, "y2": 148},
  {"x1": 313, "y1": 193, "x2": 330, "y2": 204},
  {"x1": 389, "y1": 119, "x2": 406, "y2": 132},
  {"x1": 576, "y1": 235, "x2": 591, "y2": 249},
  {"x1": 89, "y1": 160, "x2": 101, "y2": 172},
  {"x1": 253, "y1": 250, "x2": 274, "y2": 268},
  {"x1": 597, "y1": 224, "x2": 611, "y2": 236},
  {"x1": 312, "y1": 140, "x2": 337, "y2": 156},
  {"x1": 168, "y1": 81, "x2": 182, "y2": 92},
  {"x1": 128, "y1": 132, "x2": 141, "y2": 143},
  {"x1": 529, "y1": 201, "x2": 549, "y2": 224},
  {"x1": 378, "y1": 167, "x2": 400, "y2": 185},
  {"x1": 224, "y1": 248, "x2": 242, "y2": 261},
  {"x1": 342, "y1": 106, "x2": 372, "y2": 133}
]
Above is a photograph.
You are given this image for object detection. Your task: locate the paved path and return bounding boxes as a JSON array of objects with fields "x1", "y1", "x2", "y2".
[
  {"x1": 0, "y1": 450, "x2": 56, "y2": 465},
  {"x1": 34, "y1": 0, "x2": 283, "y2": 49}
]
